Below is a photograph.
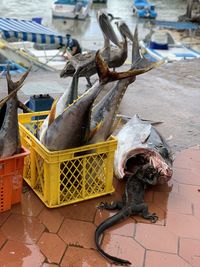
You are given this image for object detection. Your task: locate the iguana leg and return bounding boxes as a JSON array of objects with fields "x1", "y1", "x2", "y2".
[
  {"x1": 98, "y1": 201, "x2": 123, "y2": 210},
  {"x1": 132, "y1": 203, "x2": 158, "y2": 223}
]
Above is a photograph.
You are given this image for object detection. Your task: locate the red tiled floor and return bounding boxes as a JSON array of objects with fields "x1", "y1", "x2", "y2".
[
  {"x1": 61, "y1": 246, "x2": 111, "y2": 267},
  {"x1": 1, "y1": 214, "x2": 45, "y2": 244},
  {"x1": 11, "y1": 191, "x2": 45, "y2": 217},
  {"x1": 165, "y1": 212, "x2": 200, "y2": 239},
  {"x1": 0, "y1": 146, "x2": 200, "y2": 267},
  {"x1": 38, "y1": 232, "x2": 66, "y2": 264},
  {"x1": 135, "y1": 223, "x2": 178, "y2": 253},
  {"x1": 179, "y1": 238, "x2": 200, "y2": 266},
  {"x1": 0, "y1": 230, "x2": 6, "y2": 248},
  {"x1": 58, "y1": 218, "x2": 96, "y2": 248},
  {"x1": 145, "y1": 250, "x2": 191, "y2": 267},
  {"x1": 173, "y1": 167, "x2": 200, "y2": 185},
  {"x1": 94, "y1": 208, "x2": 136, "y2": 237},
  {"x1": 102, "y1": 234, "x2": 145, "y2": 267},
  {"x1": 38, "y1": 208, "x2": 64, "y2": 233},
  {"x1": 42, "y1": 264, "x2": 59, "y2": 267},
  {"x1": 0, "y1": 240, "x2": 45, "y2": 267},
  {"x1": 153, "y1": 191, "x2": 193, "y2": 214}
]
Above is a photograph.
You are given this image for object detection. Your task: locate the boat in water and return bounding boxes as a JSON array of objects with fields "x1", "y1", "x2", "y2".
[
  {"x1": 140, "y1": 30, "x2": 200, "y2": 62},
  {"x1": 133, "y1": 0, "x2": 157, "y2": 19},
  {"x1": 0, "y1": 53, "x2": 27, "y2": 77},
  {"x1": 52, "y1": 0, "x2": 93, "y2": 19},
  {"x1": 0, "y1": 17, "x2": 69, "y2": 71}
]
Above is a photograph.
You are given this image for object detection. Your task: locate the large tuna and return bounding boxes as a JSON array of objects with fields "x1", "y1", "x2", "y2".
[{"x1": 0, "y1": 68, "x2": 30, "y2": 158}]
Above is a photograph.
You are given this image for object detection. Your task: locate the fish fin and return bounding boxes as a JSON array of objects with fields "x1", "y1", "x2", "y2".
[
  {"x1": 88, "y1": 121, "x2": 103, "y2": 141},
  {"x1": 116, "y1": 20, "x2": 134, "y2": 43},
  {"x1": 131, "y1": 26, "x2": 165, "y2": 70},
  {"x1": 97, "y1": 11, "x2": 120, "y2": 47},
  {"x1": 96, "y1": 48, "x2": 163, "y2": 83},
  {"x1": 95, "y1": 50, "x2": 110, "y2": 83},
  {"x1": 6, "y1": 66, "x2": 31, "y2": 94},
  {"x1": 48, "y1": 99, "x2": 58, "y2": 126}
]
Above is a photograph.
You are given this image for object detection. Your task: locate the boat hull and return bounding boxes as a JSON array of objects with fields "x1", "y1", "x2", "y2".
[
  {"x1": 140, "y1": 40, "x2": 200, "y2": 62},
  {"x1": 52, "y1": 0, "x2": 93, "y2": 20}
]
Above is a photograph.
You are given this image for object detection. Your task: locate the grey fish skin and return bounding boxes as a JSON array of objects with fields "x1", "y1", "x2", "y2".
[
  {"x1": 114, "y1": 114, "x2": 173, "y2": 184},
  {"x1": 60, "y1": 12, "x2": 134, "y2": 83},
  {"x1": 0, "y1": 68, "x2": 30, "y2": 158},
  {"x1": 89, "y1": 77, "x2": 135, "y2": 144},
  {"x1": 42, "y1": 80, "x2": 104, "y2": 151}
]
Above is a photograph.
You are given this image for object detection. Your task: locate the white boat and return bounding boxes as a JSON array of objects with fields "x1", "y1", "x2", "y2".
[
  {"x1": 0, "y1": 17, "x2": 68, "y2": 71},
  {"x1": 7, "y1": 41, "x2": 66, "y2": 71},
  {"x1": 52, "y1": 0, "x2": 93, "y2": 20},
  {"x1": 140, "y1": 31, "x2": 200, "y2": 62}
]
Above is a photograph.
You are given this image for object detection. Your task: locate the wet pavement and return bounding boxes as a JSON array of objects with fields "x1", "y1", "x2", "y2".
[
  {"x1": 0, "y1": 145, "x2": 200, "y2": 267},
  {"x1": 1, "y1": 36, "x2": 200, "y2": 267}
]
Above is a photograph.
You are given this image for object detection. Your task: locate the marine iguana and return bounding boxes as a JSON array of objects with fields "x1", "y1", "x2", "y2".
[{"x1": 95, "y1": 161, "x2": 160, "y2": 266}]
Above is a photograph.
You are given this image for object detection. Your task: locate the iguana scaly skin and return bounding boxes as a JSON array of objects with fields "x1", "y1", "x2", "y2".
[{"x1": 95, "y1": 163, "x2": 159, "y2": 266}]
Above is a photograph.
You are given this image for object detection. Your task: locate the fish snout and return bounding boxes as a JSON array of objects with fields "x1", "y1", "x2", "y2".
[{"x1": 158, "y1": 167, "x2": 173, "y2": 184}]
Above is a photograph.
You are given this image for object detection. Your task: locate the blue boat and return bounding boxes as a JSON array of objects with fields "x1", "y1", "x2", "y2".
[
  {"x1": 0, "y1": 56, "x2": 27, "y2": 77},
  {"x1": 133, "y1": 0, "x2": 157, "y2": 19}
]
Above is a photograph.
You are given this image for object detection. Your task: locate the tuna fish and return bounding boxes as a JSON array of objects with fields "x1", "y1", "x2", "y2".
[
  {"x1": 42, "y1": 48, "x2": 159, "y2": 151},
  {"x1": 88, "y1": 27, "x2": 161, "y2": 144},
  {"x1": 0, "y1": 68, "x2": 30, "y2": 158},
  {"x1": 114, "y1": 114, "x2": 173, "y2": 184},
  {"x1": 60, "y1": 11, "x2": 135, "y2": 87},
  {"x1": 38, "y1": 74, "x2": 78, "y2": 143},
  {"x1": 94, "y1": 115, "x2": 173, "y2": 265}
]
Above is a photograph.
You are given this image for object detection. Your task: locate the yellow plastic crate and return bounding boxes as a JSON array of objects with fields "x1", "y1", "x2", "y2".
[{"x1": 18, "y1": 111, "x2": 117, "y2": 208}]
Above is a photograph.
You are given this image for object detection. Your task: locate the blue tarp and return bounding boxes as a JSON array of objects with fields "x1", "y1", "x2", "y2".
[
  {"x1": 0, "y1": 17, "x2": 67, "y2": 45},
  {"x1": 150, "y1": 20, "x2": 199, "y2": 30}
]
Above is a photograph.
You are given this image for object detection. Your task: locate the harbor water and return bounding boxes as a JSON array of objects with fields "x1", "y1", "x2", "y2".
[{"x1": 0, "y1": 0, "x2": 187, "y2": 50}]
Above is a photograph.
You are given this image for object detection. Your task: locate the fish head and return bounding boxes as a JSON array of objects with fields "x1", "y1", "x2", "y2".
[
  {"x1": 121, "y1": 147, "x2": 173, "y2": 185},
  {"x1": 60, "y1": 61, "x2": 75, "y2": 78}
]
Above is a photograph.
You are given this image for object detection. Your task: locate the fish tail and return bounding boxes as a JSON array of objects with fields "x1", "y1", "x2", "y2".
[
  {"x1": 131, "y1": 26, "x2": 164, "y2": 72},
  {"x1": 6, "y1": 66, "x2": 31, "y2": 94},
  {"x1": 95, "y1": 209, "x2": 132, "y2": 265},
  {"x1": 95, "y1": 50, "x2": 110, "y2": 83},
  {"x1": 48, "y1": 98, "x2": 58, "y2": 126}
]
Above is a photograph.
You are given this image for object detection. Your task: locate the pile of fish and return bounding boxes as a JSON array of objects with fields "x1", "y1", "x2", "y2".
[
  {"x1": 38, "y1": 24, "x2": 159, "y2": 150},
  {"x1": 60, "y1": 10, "x2": 135, "y2": 88},
  {"x1": 0, "y1": 10, "x2": 174, "y2": 267},
  {"x1": 0, "y1": 68, "x2": 30, "y2": 159}
]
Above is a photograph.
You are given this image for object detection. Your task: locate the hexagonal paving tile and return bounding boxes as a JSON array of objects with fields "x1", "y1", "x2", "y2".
[
  {"x1": 58, "y1": 218, "x2": 96, "y2": 248},
  {"x1": 11, "y1": 191, "x2": 45, "y2": 217},
  {"x1": 1, "y1": 214, "x2": 45, "y2": 244},
  {"x1": 61, "y1": 247, "x2": 111, "y2": 267},
  {"x1": 178, "y1": 184, "x2": 200, "y2": 205},
  {"x1": 0, "y1": 240, "x2": 45, "y2": 267},
  {"x1": 179, "y1": 238, "x2": 200, "y2": 265},
  {"x1": 135, "y1": 223, "x2": 178, "y2": 253},
  {"x1": 154, "y1": 191, "x2": 193, "y2": 214},
  {"x1": 0, "y1": 211, "x2": 11, "y2": 227},
  {"x1": 0, "y1": 230, "x2": 6, "y2": 248},
  {"x1": 42, "y1": 264, "x2": 58, "y2": 267},
  {"x1": 173, "y1": 167, "x2": 200, "y2": 186},
  {"x1": 165, "y1": 212, "x2": 200, "y2": 239},
  {"x1": 102, "y1": 234, "x2": 145, "y2": 267},
  {"x1": 94, "y1": 208, "x2": 136, "y2": 237},
  {"x1": 38, "y1": 208, "x2": 64, "y2": 233},
  {"x1": 58, "y1": 199, "x2": 98, "y2": 222},
  {"x1": 38, "y1": 232, "x2": 66, "y2": 264},
  {"x1": 145, "y1": 250, "x2": 191, "y2": 267}
]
